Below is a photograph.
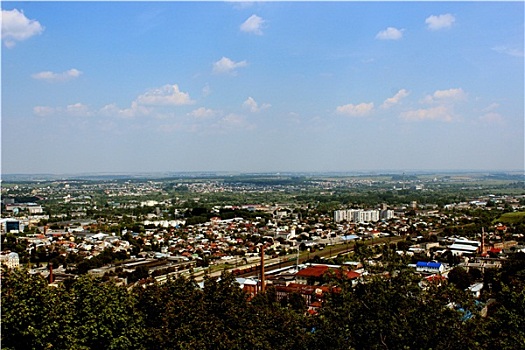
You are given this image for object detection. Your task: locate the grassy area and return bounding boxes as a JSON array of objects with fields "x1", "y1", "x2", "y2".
[{"x1": 497, "y1": 211, "x2": 525, "y2": 224}]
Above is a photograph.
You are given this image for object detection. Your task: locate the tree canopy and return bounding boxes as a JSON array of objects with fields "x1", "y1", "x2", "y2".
[{"x1": 2, "y1": 254, "x2": 525, "y2": 349}]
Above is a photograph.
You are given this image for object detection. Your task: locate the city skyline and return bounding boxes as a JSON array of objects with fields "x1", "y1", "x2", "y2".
[{"x1": 2, "y1": 1, "x2": 524, "y2": 175}]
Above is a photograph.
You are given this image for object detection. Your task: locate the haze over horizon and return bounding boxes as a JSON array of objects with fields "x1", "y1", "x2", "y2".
[{"x1": 2, "y1": 2, "x2": 524, "y2": 175}]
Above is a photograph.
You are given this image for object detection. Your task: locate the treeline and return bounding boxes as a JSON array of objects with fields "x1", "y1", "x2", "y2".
[
  {"x1": 184, "y1": 207, "x2": 271, "y2": 226},
  {"x1": 2, "y1": 254, "x2": 524, "y2": 350},
  {"x1": 222, "y1": 176, "x2": 308, "y2": 187}
]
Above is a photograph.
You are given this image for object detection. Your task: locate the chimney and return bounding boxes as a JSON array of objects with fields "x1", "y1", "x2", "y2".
[
  {"x1": 260, "y1": 245, "x2": 265, "y2": 293},
  {"x1": 49, "y1": 262, "x2": 54, "y2": 284},
  {"x1": 481, "y1": 227, "x2": 485, "y2": 254}
]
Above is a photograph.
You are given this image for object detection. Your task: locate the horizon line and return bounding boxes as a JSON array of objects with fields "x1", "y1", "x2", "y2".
[{"x1": 2, "y1": 168, "x2": 524, "y2": 177}]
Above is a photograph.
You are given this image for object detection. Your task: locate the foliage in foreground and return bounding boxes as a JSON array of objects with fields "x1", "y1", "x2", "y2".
[{"x1": 2, "y1": 255, "x2": 524, "y2": 350}]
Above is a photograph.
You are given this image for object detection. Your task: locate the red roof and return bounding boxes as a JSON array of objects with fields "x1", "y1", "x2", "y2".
[
  {"x1": 296, "y1": 265, "x2": 330, "y2": 278},
  {"x1": 344, "y1": 270, "x2": 361, "y2": 279},
  {"x1": 296, "y1": 265, "x2": 360, "y2": 280},
  {"x1": 425, "y1": 274, "x2": 447, "y2": 282}
]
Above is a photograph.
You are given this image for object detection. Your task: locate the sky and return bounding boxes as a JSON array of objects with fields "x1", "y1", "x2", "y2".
[{"x1": 1, "y1": 1, "x2": 524, "y2": 175}]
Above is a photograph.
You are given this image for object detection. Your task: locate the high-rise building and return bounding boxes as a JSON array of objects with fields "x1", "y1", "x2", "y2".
[
  {"x1": 380, "y1": 209, "x2": 395, "y2": 220},
  {"x1": 334, "y1": 209, "x2": 380, "y2": 223}
]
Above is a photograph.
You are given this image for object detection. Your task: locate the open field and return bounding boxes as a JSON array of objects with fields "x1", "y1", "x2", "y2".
[{"x1": 497, "y1": 212, "x2": 525, "y2": 224}]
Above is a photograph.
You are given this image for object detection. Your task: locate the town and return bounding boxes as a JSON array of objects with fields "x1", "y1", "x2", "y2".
[
  {"x1": 2, "y1": 172, "x2": 523, "y2": 288},
  {"x1": 2, "y1": 171, "x2": 524, "y2": 349}
]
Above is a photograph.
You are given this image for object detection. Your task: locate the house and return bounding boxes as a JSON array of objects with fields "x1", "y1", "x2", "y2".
[
  {"x1": 274, "y1": 283, "x2": 333, "y2": 307},
  {"x1": 0, "y1": 252, "x2": 20, "y2": 269},
  {"x1": 416, "y1": 261, "x2": 444, "y2": 274},
  {"x1": 295, "y1": 264, "x2": 360, "y2": 285},
  {"x1": 235, "y1": 277, "x2": 258, "y2": 299}
]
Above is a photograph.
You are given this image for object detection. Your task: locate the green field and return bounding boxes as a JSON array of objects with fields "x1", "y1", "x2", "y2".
[{"x1": 497, "y1": 212, "x2": 525, "y2": 224}]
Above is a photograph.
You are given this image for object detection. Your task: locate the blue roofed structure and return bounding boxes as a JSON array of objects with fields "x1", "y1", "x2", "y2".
[
  {"x1": 416, "y1": 261, "x2": 444, "y2": 273},
  {"x1": 341, "y1": 235, "x2": 359, "y2": 241}
]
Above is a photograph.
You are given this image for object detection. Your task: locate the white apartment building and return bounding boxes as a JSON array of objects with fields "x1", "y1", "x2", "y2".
[
  {"x1": 334, "y1": 209, "x2": 380, "y2": 223},
  {"x1": 380, "y1": 209, "x2": 395, "y2": 220}
]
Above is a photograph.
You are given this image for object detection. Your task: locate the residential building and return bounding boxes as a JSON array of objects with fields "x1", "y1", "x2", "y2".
[
  {"x1": 0, "y1": 252, "x2": 20, "y2": 269},
  {"x1": 334, "y1": 209, "x2": 380, "y2": 223},
  {"x1": 295, "y1": 265, "x2": 360, "y2": 285},
  {"x1": 416, "y1": 261, "x2": 444, "y2": 274}
]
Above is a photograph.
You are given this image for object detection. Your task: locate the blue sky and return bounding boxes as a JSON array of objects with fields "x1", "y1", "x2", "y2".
[{"x1": 2, "y1": 1, "x2": 523, "y2": 174}]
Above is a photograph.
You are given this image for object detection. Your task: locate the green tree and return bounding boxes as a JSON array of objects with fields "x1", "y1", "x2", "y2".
[
  {"x1": 128, "y1": 265, "x2": 149, "y2": 283},
  {"x1": 448, "y1": 266, "x2": 472, "y2": 290},
  {"x1": 478, "y1": 252, "x2": 525, "y2": 349},
  {"x1": 481, "y1": 284, "x2": 525, "y2": 349},
  {"x1": 249, "y1": 286, "x2": 313, "y2": 349},
  {"x1": 134, "y1": 276, "x2": 203, "y2": 349},
  {"x1": 1, "y1": 267, "x2": 59, "y2": 349},
  {"x1": 69, "y1": 275, "x2": 144, "y2": 349},
  {"x1": 313, "y1": 270, "x2": 477, "y2": 350}
]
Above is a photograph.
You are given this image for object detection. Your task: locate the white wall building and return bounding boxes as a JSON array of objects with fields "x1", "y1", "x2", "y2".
[
  {"x1": 1, "y1": 252, "x2": 20, "y2": 269},
  {"x1": 416, "y1": 261, "x2": 444, "y2": 274},
  {"x1": 380, "y1": 209, "x2": 395, "y2": 220},
  {"x1": 334, "y1": 209, "x2": 380, "y2": 223},
  {"x1": 448, "y1": 238, "x2": 480, "y2": 256}
]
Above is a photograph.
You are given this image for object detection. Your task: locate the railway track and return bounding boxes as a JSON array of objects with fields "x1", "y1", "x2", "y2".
[{"x1": 233, "y1": 235, "x2": 405, "y2": 278}]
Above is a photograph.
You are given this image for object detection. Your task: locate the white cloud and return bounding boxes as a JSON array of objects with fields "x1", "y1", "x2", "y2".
[
  {"x1": 100, "y1": 102, "x2": 151, "y2": 119},
  {"x1": 492, "y1": 46, "x2": 524, "y2": 58},
  {"x1": 213, "y1": 57, "x2": 248, "y2": 75},
  {"x1": 381, "y1": 89, "x2": 409, "y2": 109},
  {"x1": 33, "y1": 83, "x2": 192, "y2": 120},
  {"x1": 188, "y1": 107, "x2": 218, "y2": 119},
  {"x1": 423, "y1": 88, "x2": 466, "y2": 104},
  {"x1": 161, "y1": 110, "x2": 255, "y2": 134},
  {"x1": 401, "y1": 106, "x2": 453, "y2": 122},
  {"x1": 240, "y1": 14, "x2": 265, "y2": 35},
  {"x1": 425, "y1": 14, "x2": 455, "y2": 31},
  {"x1": 218, "y1": 113, "x2": 255, "y2": 130},
  {"x1": 482, "y1": 103, "x2": 500, "y2": 112},
  {"x1": 243, "y1": 97, "x2": 271, "y2": 113},
  {"x1": 375, "y1": 27, "x2": 404, "y2": 40},
  {"x1": 221, "y1": 114, "x2": 244, "y2": 126},
  {"x1": 479, "y1": 103, "x2": 504, "y2": 124},
  {"x1": 33, "y1": 106, "x2": 55, "y2": 117},
  {"x1": 101, "y1": 83, "x2": 192, "y2": 118},
  {"x1": 33, "y1": 103, "x2": 92, "y2": 117},
  {"x1": 99, "y1": 104, "x2": 120, "y2": 116},
  {"x1": 66, "y1": 103, "x2": 92, "y2": 117},
  {"x1": 479, "y1": 112, "x2": 504, "y2": 124},
  {"x1": 31, "y1": 68, "x2": 82, "y2": 82},
  {"x1": 433, "y1": 88, "x2": 465, "y2": 100},
  {"x1": 406, "y1": 88, "x2": 465, "y2": 122},
  {"x1": 1, "y1": 8, "x2": 44, "y2": 48},
  {"x1": 336, "y1": 102, "x2": 374, "y2": 117},
  {"x1": 136, "y1": 84, "x2": 194, "y2": 106},
  {"x1": 202, "y1": 83, "x2": 211, "y2": 97},
  {"x1": 230, "y1": 2, "x2": 255, "y2": 10}
]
